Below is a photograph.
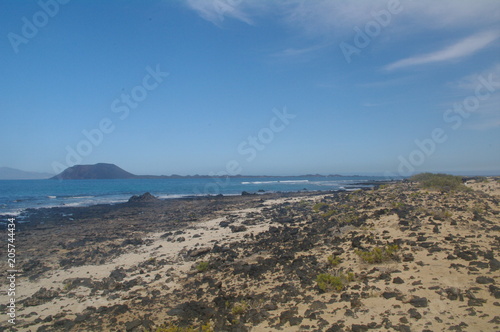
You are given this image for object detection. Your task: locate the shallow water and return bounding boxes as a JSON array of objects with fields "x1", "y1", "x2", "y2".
[{"x1": 0, "y1": 176, "x2": 388, "y2": 215}]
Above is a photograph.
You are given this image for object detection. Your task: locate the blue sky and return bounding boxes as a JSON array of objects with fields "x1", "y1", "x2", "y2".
[{"x1": 1, "y1": 0, "x2": 499, "y2": 176}]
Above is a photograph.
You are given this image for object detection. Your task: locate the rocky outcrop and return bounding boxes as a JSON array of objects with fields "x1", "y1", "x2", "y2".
[{"x1": 127, "y1": 192, "x2": 158, "y2": 203}]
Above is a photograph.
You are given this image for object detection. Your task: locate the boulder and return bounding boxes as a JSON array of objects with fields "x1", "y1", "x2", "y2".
[
  {"x1": 189, "y1": 248, "x2": 211, "y2": 257},
  {"x1": 409, "y1": 296, "x2": 428, "y2": 307},
  {"x1": 128, "y1": 192, "x2": 158, "y2": 203},
  {"x1": 476, "y1": 276, "x2": 495, "y2": 284}
]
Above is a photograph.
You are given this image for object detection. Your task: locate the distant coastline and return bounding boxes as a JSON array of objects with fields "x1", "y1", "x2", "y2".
[
  {"x1": 0, "y1": 167, "x2": 53, "y2": 180},
  {"x1": 49, "y1": 162, "x2": 362, "y2": 180},
  {"x1": 123, "y1": 173, "x2": 360, "y2": 179},
  {"x1": 3, "y1": 163, "x2": 498, "y2": 181}
]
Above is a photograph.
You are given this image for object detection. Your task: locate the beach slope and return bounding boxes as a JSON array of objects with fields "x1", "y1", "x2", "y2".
[{"x1": 2, "y1": 179, "x2": 499, "y2": 331}]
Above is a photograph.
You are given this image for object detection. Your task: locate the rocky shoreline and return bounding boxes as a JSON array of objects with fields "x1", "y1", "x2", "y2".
[{"x1": 1, "y1": 179, "x2": 499, "y2": 331}]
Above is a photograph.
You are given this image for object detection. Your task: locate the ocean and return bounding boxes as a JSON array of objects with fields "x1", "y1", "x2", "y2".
[{"x1": 0, "y1": 176, "x2": 387, "y2": 216}]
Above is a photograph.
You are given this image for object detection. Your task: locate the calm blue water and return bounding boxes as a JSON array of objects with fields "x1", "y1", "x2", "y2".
[{"x1": 0, "y1": 176, "x2": 384, "y2": 215}]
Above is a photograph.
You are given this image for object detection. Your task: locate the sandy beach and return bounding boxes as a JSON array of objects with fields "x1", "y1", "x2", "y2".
[{"x1": 1, "y1": 178, "x2": 499, "y2": 331}]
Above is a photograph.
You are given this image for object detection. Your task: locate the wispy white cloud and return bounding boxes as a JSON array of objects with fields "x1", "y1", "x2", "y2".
[
  {"x1": 456, "y1": 63, "x2": 500, "y2": 90},
  {"x1": 271, "y1": 43, "x2": 331, "y2": 58},
  {"x1": 384, "y1": 31, "x2": 500, "y2": 70},
  {"x1": 452, "y1": 63, "x2": 500, "y2": 130},
  {"x1": 184, "y1": 0, "x2": 253, "y2": 26},
  {"x1": 183, "y1": 1, "x2": 500, "y2": 33},
  {"x1": 467, "y1": 92, "x2": 500, "y2": 130},
  {"x1": 182, "y1": 0, "x2": 500, "y2": 59}
]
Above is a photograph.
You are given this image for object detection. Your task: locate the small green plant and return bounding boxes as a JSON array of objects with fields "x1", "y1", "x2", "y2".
[
  {"x1": 196, "y1": 261, "x2": 209, "y2": 273},
  {"x1": 154, "y1": 323, "x2": 214, "y2": 332},
  {"x1": 432, "y1": 209, "x2": 452, "y2": 220},
  {"x1": 338, "y1": 213, "x2": 359, "y2": 224},
  {"x1": 360, "y1": 225, "x2": 375, "y2": 231},
  {"x1": 316, "y1": 271, "x2": 354, "y2": 292},
  {"x1": 154, "y1": 326, "x2": 195, "y2": 332},
  {"x1": 391, "y1": 202, "x2": 405, "y2": 209},
  {"x1": 200, "y1": 323, "x2": 214, "y2": 332},
  {"x1": 327, "y1": 255, "x2": 342, "y2": 267},
  {"x1": 298, "y1": 200, "x2": 309, "y2": 207},
  {"x1": 339, "y1": 204, "x2": 355, "y2": 211},
  {"x1": 410, "y1": 173, "x2": 470, "y2": 192},
  {"x1": 321, "y1": 209, "x2": 337, "y2": 218},
  {"x1": 154, "y1": 322, "x2": 214, "y2": 332},
  {"x1": 355, "y1": 245, "x2": 399, "y2": 264},
  {"x1": 313, "y1": 202, "x2": 329, "y2": 212},
  {"x1": 470, "y1": 203, "x2": 485, "y2": 215},
  {"x1": 316, "y1": 273, "x2": 344, "y2": 292},
  {"x1": 231, "y1": 301, "x2": 248, "y2": 315}
]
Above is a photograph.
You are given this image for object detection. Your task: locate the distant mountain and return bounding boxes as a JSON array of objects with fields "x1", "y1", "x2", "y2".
[
  {"x1": 52, "y1": 163, "x2": 137, "y2": 180},
  {"x1": 0, "y1": 167, "x2": 53, "y2": 180}
]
